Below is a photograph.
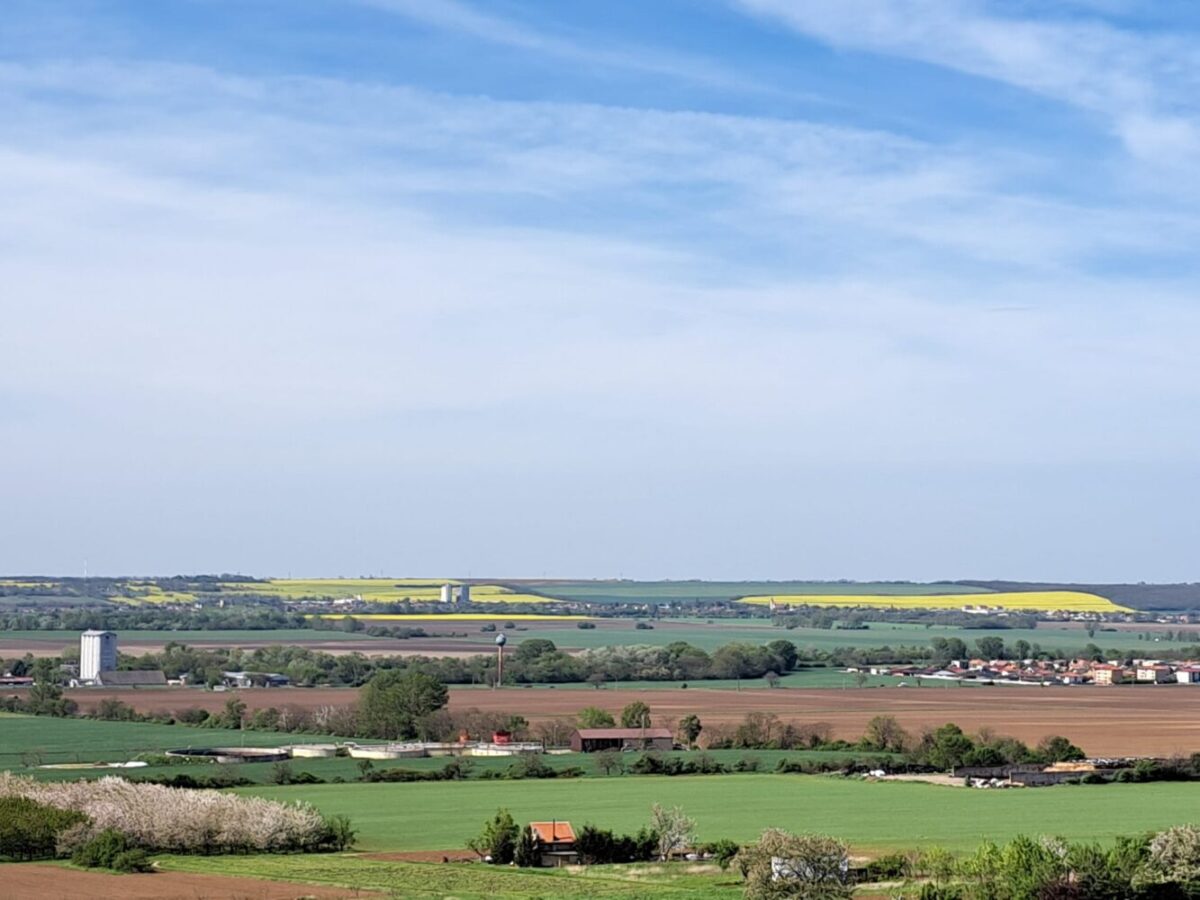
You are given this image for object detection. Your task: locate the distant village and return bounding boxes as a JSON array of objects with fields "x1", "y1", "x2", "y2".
[{"x1": 856, "y1": 657, "x2": 1200, "y2": 686}]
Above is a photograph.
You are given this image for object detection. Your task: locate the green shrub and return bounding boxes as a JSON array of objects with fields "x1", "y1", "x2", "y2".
[
  {"x1": 71, "y1": 828, "x2": 133, "y2": 869},
  {"x1": 699, "y1": 837, "x2": 741, "y2": 870},
  {"x1": 110, "y1": 848, "x2": 153, "y2": 873},
  {"x1": 863, "y1": 851, "x2": 910, "y2": 881},
  {"x1": 321, "y1": 814, "x2": 356, "y2": 851}
]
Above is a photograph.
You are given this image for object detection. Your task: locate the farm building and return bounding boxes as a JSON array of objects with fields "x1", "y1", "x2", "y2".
[
  {"x1": 570, "y1": 727, "x2": 673, "y2": 753},
  {"x1": 529, "y1": 821, "x2": 577, "y2": 867},
  {"x1": 221, "y1": 671, "x2": 291, "y2": 688},
  {"x1": 95, "y1": 670, "x2": 167, "y2": 687}
]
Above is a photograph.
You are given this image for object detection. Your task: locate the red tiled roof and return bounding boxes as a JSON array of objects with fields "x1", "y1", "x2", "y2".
[{"x1": 530, "y1": 821, "x2": 576, "y2": 843}]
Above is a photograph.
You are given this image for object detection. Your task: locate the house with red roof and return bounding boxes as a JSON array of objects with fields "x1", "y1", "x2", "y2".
[{"x1": 529, "y1": 821, "x2": 577, "y2": 867}]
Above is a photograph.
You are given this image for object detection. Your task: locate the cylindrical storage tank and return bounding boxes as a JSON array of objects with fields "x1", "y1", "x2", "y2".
[{"x1": 290, "y1": 744, "x2": 339, "y2": 759}]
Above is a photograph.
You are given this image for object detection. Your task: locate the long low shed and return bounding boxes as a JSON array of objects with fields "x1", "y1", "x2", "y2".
[{"x1": 570, "y1": 728, "x2": 674, "y2": 752}]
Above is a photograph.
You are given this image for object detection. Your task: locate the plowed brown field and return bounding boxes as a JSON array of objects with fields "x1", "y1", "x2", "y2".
[
  {"x1": 0, "y1": 864, "x2": 373, "y2": 899},
  {"x1": 60, "y1": 684, "x2": 1200, "y2": 756}
]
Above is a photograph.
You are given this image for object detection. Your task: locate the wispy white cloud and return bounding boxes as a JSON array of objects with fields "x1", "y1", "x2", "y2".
[
  {"x1": 3, "y1": 28, "x2": 1200, "y2": 576},
  {"x1": 356, "y1": 0, "x2": 760, "y2": 92},
  {"x1": 733, "y1": 0, "x2": 1200, "y2": 168},
  {"x1": 3, "y1": 57, "x2": 1198, "y2": 472}
]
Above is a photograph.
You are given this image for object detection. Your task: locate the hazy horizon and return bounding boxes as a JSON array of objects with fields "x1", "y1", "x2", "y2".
[{"x1": 4, "y1": 2, "x2": 1199, "y2": 581}]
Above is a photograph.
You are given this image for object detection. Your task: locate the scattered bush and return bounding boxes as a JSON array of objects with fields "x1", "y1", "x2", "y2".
[
  {"x1": 863, "y1": 851, "x2": 910, "y2": 882},
  {"x1": 111, "y1": 848, "x2": 153, "y2": 873},
  {"x1": 575, "y1": 823, "x2": 658, "y2": 864},
  {"x1": 467, "y1": 808, "x2": 518, "y2": 863},
  {"x1": 735, "y1": 829, "x2": 853, "y2": 900},
  {"x1": 699, "y1": 837, "x2": 741, "y2": 870}
]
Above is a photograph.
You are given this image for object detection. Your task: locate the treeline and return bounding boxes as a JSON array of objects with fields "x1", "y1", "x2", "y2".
[
  {"x1": 775, "y1": 607, "x2": 1041, "y2": 631},
  {"x1": 0, "y1": 606, "x2": 306, "y2": 633},
  {"x1": 4, "y1": 636, "x2": 812, "y2": 688}
]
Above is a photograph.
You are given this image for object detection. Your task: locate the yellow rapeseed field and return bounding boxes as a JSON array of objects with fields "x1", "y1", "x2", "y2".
[
  {"x1": 737, "y1": 591, "x2": 1130, "y2": 613},
  {"x1": 221, "y1": 579, "x2": 554, "y2": 604},
  {"x1": 311, "y1": 613, "x2": 591, "y2": 622}
]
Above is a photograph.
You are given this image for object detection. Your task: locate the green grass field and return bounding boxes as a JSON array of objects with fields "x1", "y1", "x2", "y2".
[
  {"x1": 159, "y1": 855, "x2": 741, "y2": 898},
  {"x1": 239, "y1": 775, "x2": 1200, "y2": 853},
  {"x1": 0, "y1": 714, "x2": 886, "y2": 783},
  {"x1": 0, "y1": 713, "x2": 325, "y2": 768}
]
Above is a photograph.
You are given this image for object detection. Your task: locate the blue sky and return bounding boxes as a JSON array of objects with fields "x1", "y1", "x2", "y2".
[{"x1": 3, "y1": 1, "x2": 1199, "y2": 580}]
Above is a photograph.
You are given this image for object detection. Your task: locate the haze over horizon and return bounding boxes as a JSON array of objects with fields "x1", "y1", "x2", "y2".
[{"x1": 4, "y1": 1, "x2": 1200, "y2": 581}]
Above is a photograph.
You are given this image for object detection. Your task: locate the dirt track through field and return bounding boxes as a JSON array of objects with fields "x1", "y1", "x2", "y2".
[
  {"x1": 0, "y1": 864, "x2": 373, "y2": 899},
  {"x1": 57, "y1": 684, "x2": 1200, "y2": 756}
]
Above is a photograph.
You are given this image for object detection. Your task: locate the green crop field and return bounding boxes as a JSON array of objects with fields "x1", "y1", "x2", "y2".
[
  {"x1": 515, "y1": 581, "x2": 994, "y2": 605},
  {"x1": 0, "y1": 628, "x2": 392, "y2": 646},
  {"x1": 159, "y1": 855, "x2": 741, "y2": 898},
  {"x1": 240, "y1": 776, "x2": 1200, "y2": 853},
  {"x1": 407, "y1": 618, "x2": 1170, "y2": 656},
  {"x1": 0, "y1": 713, "x2": 326, "y2": 768},
  {"x1": 0, "y1": 714, "x2": 885, "y2": 783}
]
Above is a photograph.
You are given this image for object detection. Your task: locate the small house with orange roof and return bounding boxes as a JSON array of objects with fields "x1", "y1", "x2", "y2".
[{"x1": 529, "y1": 820, "x2": 577, "y2": 867}]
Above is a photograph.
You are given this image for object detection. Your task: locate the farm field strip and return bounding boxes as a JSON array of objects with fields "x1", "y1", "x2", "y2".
[
  {"x1": 317, "y1": 613, "x2": 592, "y2": 621},
  {"x1": 3, "y1": 618, "x2": 1174, "y2": 661},
  {"x1": 0, "y1": 713, "x2": 336, "y2": 766},
  {"x1": 512, "y1": 580, "x2": 995, "y2": 604},
  {"x1": 238, "y1": 775, "x2": 1200, "y2": 853},
  {"x1": 49, "y1": 684, "x2": 1200, "y2": 756},
  {"x1": 739, "y1": 590, "x2": 1130, "y2": 613},
  {"x1": 224, "y1": 579, "x2": 556, "y2": 604}
]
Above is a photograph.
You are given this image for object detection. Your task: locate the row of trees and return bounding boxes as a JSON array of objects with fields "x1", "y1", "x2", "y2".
[
  {"x1": 4, "y1": 635, "x2": 810, "y2": 690},
  {"x1": 0, "y1": 773, "x2": 354, "y2": 858}
]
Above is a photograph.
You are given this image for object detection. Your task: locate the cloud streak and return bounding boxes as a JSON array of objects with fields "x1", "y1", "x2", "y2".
[{"x1": 733, "y1": 0, "x2": 1200, "y2": 167}]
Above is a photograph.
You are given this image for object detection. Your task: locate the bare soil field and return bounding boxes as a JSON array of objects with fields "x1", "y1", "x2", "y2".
[
  {"x1": 59, "y1": 684, "x2": 1200, "y2": 756},
  {"x1": 445, "y1": 685, "x2": 1200, "y2": 757},
  {"x1": 0, "y1": 864, "x2": 372, "y2": 899}
]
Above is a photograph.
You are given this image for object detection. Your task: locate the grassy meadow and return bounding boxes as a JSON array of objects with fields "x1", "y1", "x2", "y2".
[
  {"x1": 240, "y1": 775, "x2": 1200, "y2": 853},
  {"x1": 0, "y1": 713, "x2": 321, "y2": 769},
  {"x1": 160, "y1": 854, "x2": 742, "y2": 898}
]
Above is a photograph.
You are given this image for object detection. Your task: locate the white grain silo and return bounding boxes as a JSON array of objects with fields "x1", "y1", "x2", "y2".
[
  {"x1": 440, "y1": 583, "x2": 454, "y2": 604},
  {"x1": 80, "y1": 630, "x2": 118, "y2": 682}
]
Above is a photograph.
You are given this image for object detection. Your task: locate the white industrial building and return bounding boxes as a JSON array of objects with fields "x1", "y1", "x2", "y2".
[
  {"x1": 439, "y1": 583, "x2": 471, "y2": 604},
  {"x1": 79, "y1": 630, "x2": 117, "y2": 682}
]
